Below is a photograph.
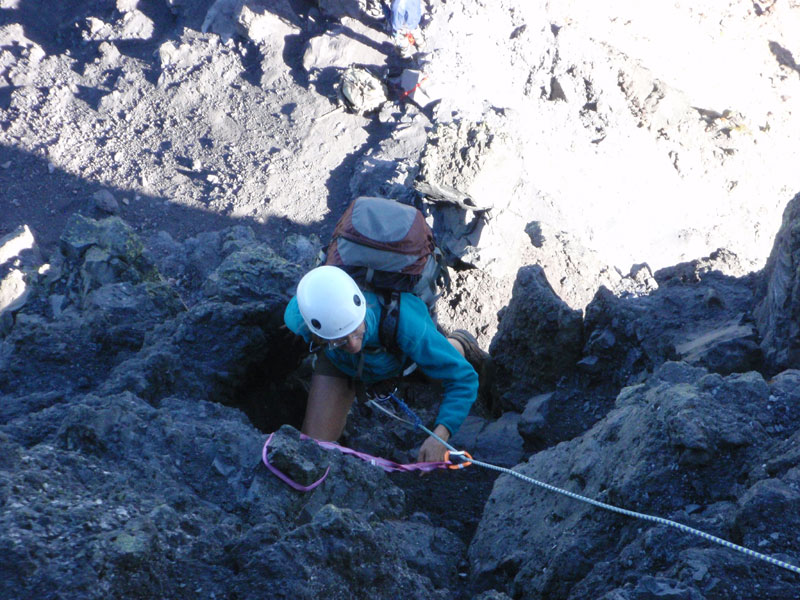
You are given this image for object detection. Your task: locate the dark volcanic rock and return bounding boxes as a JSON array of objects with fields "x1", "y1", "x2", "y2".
[
  {"x1": 451, "y1": 413, "x2": 525, "y2": 468},
  {"x1": 0, "y1": 213, "x2": 480, "y2": 600},
  {"x1": 99, "y1": 297, "x2": 283, "y2": 403},
  {"x1": 490, "y1": 264, "x2": 584, "y2": 412},
  {"x1": 469, "y1": 362, "x2": 800, "y2": 600},
  {"x1": 674, "y1": 317, "x2": 762, "y2": 376},
  {"x1": 0, "y1": 214, "x2": 184, "y2": 400},
  {"x1": 202, "y1": 243, "x2": 303, "y2": 302},
  {"x1": 516, "y1": 387, "x2": 616, "y2": 452},
  {"x1": 754, "y1": 191, "x2": 800, "y2": 374},
  {"x1": 0, "y1": 388, "x2": 460, "y2": 599},
  {"x1": 3, "y1": 205, "x2": 800, "y2": 600},
  {"x1": 581, "y1": 256, "x2": 759, "y2": 388}
]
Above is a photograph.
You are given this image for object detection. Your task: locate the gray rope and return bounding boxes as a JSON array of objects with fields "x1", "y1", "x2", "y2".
[
  {"x1": 468, "y1": 457, "x2": 800, "y2": 576},
  {"x1": 367, "y1": 393, "x2": 800, "y2": 577}
]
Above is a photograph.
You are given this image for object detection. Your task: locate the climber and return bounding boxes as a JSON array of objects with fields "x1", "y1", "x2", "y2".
[
  {"x1": 283, "y1": 265, "x2": 490, "y2": 463},
  {"x1": 390, "y1": 0, "x2": 424, "y2": 58}
]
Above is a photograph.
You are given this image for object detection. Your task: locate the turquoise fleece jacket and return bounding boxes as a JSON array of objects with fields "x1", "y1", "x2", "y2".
[{"x1": 284, "y1": 291, "x2": 478, "y2": 435}]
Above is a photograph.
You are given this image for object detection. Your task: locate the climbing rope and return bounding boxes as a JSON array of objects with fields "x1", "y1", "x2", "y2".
[
  {"x1": 369, "y1": 391, "x2": 800, "y2": 577},
  {"x1": 400, "y1": 74, "x2": 429, "y2": 100}
]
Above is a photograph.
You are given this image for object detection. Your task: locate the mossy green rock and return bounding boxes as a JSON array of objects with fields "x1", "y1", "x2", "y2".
[{"x1": 202, "y1": 245, "x2": 303, "y2": 302}]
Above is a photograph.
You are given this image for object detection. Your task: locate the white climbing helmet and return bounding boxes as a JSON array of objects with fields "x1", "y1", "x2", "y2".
[{"x1": 296, "y1": 266, "x2": 366, "y2": 340}]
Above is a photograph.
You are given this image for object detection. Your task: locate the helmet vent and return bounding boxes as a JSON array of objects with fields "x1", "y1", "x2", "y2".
[
  {"x1": 310, "y1": 319, "x2": 321, "y2": 330},
  {"x1": 353, "y1": 295, "x2": 362, "y2": 307}
]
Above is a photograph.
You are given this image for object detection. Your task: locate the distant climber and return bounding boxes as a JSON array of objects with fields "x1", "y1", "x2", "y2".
[
  {"x1": 283, "y1": 265, "x2": 491, "y2": 463},
  {"x1": 390, "y1": 0, "x2": 424, "y2": 58}
]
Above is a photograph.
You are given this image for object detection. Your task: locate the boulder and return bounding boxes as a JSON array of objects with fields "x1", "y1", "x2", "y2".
[
  {"x1": 378, "y1": 517, "x2": 466, "y2": 589},
  {"x1": 264, "y1": 424, "x2": 330, "y2": 487},
  {"x1": 303, "y1": 18, "x2": 388, "y2": 72},
  {"x1": 59, "y1": 214, "x2": 156, "y2": 297},
  {"x1": 674, "y1": 317, "x2": 762, "y2": 375},
  {"x1": 84, "y1": 281, "x2": 183, "y2": 352},
  {"x1": 0, "y1": 268, "x2": 28, "y2": 332},
  {"x1": 280, "y1": 233, "x2": 322, "y2": 270},
  {"x1": 145, "y1": 226, "x2": 259, "y2": 301},
  {"x1": 451, "y1": 413, "x2": 524, "y2": 468},
  {"x1": 0, "y1": 225, "x2": 42, "y2": 334},
  {"x1": 516, "y1": 385, "x2": 619, "y2": 452},
  {"x1": 83, "y1": 9, "x2": 155, "y2": 41},
  {"x1": 202, "y1": 244, "x2": 303, "y2": 302},
  {"x1": 90, "y1": 189, "x2": 120, "y2": 215},
  {"x1": 237, "y1": 2, "x2": 301, "y2": 43}
]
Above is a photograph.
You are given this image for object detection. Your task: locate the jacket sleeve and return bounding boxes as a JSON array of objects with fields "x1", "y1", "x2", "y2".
[
  {"x1": 394, "y1": 294, "x2": 478, "y2": 435},
  {"x1": 284, "y1": 297, "x2": 311, "y2": 341}
]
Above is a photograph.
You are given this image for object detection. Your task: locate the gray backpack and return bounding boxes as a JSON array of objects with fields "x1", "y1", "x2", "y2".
[
  {"x1": 323, "y1": 196, "x2": 450, "y2": 352},
  {"x1": 337, "y1": 65, "x2": 387, "y2": 115}
]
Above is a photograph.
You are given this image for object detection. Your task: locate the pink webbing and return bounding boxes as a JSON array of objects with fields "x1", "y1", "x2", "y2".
[
  {"x1": 262, "y1": 433, "x2": 450, "y2": 491},
  {"x1": 262, "y1": 433, "x2": 330, "y2": 492}
]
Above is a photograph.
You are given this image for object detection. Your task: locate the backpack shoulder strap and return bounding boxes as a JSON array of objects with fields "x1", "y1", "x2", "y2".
[{"x1": 378, "y1": 291, "x2": 401, "y2": 355}]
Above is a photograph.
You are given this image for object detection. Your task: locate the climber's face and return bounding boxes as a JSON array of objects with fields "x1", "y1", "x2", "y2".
[{"x1": 327, "y1": 321, "x2": 366, "y2": 354}]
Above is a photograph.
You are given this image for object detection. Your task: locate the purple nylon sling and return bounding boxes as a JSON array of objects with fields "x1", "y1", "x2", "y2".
[{"x1": 262, "y1": 433, "x2": 449, "y2": 491}]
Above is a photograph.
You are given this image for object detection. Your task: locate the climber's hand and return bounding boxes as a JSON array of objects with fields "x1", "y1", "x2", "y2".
[{"x1": 416, "y1": 424, "x2": 450, "y2": 464}]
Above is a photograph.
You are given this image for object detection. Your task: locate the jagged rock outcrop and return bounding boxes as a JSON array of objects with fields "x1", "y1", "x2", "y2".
[
  {"x1": 754, "y1": 192, "x2": 800, "y2": 374},
  {"x1": 0, "y1": 215, "x2": 183, "y2": 400},
  {"x1": 0, "y1": 214, "x2": 307, "y2": 420},
  {"x1": 502, "y1": 249, "x2": 761, "y2": 452},
  {"x1": 521, "y1": 222, "x2": 659, "y2": 311},
  {"x1": 469, "y1": 362, "x2": 800, "y2": 600},
  {"x1": 581, "y1": 252, "x2": 760, "y2": 388},
  {"x1": 489, "y1": 248, "x2": 758, "y2": 426},
  {"x1": 489, "y1": 264, "x2": 584, "y2": 413}
]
